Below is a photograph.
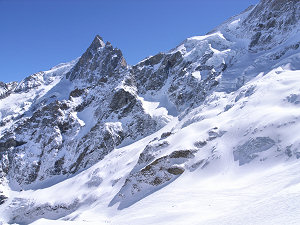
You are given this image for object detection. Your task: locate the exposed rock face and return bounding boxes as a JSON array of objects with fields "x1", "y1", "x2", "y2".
[
  {"x1": 243, "y1": 0, "x2": 300, "y2": 51},
  {"x1": 66, "y1": 35, "x2": 127, "y2": 82},
  {"x1": 0, "y1": 81, "x2": 17, "y2": 100},
  {"x1": 0, "y1": 195, "x2": 7, "y2": 205},
  {"x1": 109, "y1": 88, "x2": 137, "y2": 114},
  {"x1": 7, "y1": 197, "x2": 83, "y2": 224},
  {"x1": 110, "y1": 145, "x2": 196, "y2": 209},
  {"x1": 133, "y1": 44, "x2": 224, "y2": 112}
]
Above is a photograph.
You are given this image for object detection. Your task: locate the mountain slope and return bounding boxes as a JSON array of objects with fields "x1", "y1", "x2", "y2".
[
  {"x1": 2, "y1": 67, "x2": 300, "y2": 225},
  {"x1": 1, "y1": 0, "x2": 300, "y2": 224}
]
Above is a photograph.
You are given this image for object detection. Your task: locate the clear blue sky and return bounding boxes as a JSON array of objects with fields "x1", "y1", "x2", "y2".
[{"x1": 0, "y1": 0, "x2": 258, "y2": 83}]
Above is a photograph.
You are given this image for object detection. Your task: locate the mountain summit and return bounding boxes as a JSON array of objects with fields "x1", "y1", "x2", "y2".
[
  {"x1": 1, "y1": 0, "x2": 300, "y2": 224},
  {"x1": 67, "y1": 35, "x2": 127, "y2": 81}
]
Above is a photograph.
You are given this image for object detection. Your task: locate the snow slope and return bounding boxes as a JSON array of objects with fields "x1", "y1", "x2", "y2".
[
  {"x1": 1, "y1": 66, "x2": 300, "y2": 224},
  {"x1": 1, "y1": 0, "x2": 300, "y2": 224}
]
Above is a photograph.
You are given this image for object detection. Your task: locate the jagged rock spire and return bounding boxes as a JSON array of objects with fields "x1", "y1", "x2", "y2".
[
  {"x1": 66, "y1": 35, "x2": 127, "y2": 81},
  {"x1": 88, "y1": 35, "x2": 106, "y2": 51}
]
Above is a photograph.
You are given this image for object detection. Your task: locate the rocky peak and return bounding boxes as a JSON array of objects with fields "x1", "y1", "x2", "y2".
[
  {"x1": 89, "y1": 35, "x2": 105, "y2": 51},
  {"x1": 66, "y1": 35, "x2": 127, "y2": 82}
]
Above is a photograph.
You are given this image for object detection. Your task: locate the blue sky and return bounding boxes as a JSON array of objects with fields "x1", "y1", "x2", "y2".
[{"x1": 0, "y1": 0, "x2": 258, "y2": 83}]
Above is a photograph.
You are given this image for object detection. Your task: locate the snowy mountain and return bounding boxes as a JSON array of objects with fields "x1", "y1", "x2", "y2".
[{"x1": 1, "y1": 0, "x2": 300, "y2": 224}]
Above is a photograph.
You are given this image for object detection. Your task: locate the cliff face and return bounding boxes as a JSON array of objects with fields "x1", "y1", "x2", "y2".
[
  {"x1": 1, "y1": 0, "x2": 300, "y2": 224},
  {"x1": 243, "y1": 0, "x2": 300, "y2": 51}
]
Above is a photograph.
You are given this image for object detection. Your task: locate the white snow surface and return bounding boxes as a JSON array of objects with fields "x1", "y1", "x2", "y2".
[{"x1": 1, "y1": 66, "x2": 300, "y2": 224}]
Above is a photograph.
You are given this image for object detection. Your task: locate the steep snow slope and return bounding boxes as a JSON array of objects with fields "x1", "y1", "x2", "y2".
[{"x1": 1, "y1": 0, "x2": 300, "y2": 224}]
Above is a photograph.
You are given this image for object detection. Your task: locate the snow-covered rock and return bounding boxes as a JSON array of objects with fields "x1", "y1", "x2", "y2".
[{"x1": 1, "y1": 0, "x2": 300, "y2": 224}]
